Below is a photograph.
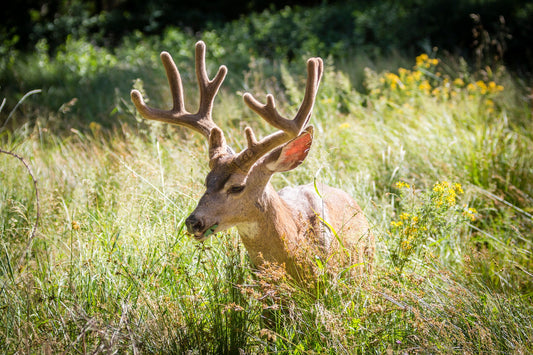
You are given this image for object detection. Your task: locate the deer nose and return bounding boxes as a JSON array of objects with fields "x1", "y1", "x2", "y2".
[{"x1": 185, "y1": 215, "x2": 204, "y2": 235}]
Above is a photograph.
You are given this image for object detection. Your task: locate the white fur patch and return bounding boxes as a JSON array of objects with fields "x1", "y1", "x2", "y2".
[{"x1": 237, "y1": 222, "x2": 261, "y2": 238}]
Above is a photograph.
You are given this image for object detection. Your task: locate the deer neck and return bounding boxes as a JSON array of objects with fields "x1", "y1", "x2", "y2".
[{"x1": 236, "y1": 183, "x2": 312, "y2": 277}]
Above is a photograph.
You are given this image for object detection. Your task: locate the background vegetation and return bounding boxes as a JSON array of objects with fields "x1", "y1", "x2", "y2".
[{"x1": 1, "y1": 0, "x2": 532, "y2": 353}]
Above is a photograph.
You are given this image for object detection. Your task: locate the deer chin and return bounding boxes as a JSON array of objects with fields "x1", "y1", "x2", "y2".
[{"x1": 191, "y1": 233, "x2": 209, "y2": 242}]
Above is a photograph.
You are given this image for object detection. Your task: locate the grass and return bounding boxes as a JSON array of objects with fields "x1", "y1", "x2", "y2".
[{"x1": 1, "y1": 43, "x2": 532, "y2": 353}]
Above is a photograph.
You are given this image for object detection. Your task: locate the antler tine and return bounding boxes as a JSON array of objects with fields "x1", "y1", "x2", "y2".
[
  {"x1": 196, "y1": 41, "x2": 228, "y2": 119},
  {"x1": 130, "y1": 41, "x2": 227, "y2": 139},
  {"x1": 293, "y1": 57, "x2": 323, "y2": 131},
  {"x1": 234, "y1": 57, "x2": 323, "y2": 171},
  {"x1": 242, "y1": 57, "x2": 323, "y2": 136}
]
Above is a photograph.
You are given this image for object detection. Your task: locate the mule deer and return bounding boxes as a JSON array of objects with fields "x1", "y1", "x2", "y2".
[{"x1": 131, "y1": 41, "x2": 374, "y2": 281}]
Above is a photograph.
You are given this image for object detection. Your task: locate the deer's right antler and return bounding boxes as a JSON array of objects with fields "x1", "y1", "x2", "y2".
[
  {"x1": 232, "y1": 57, "x2": 323, "y2": 171},
  {"x1": 130, "y1": 41, "x2": 227, "y2": 138}
]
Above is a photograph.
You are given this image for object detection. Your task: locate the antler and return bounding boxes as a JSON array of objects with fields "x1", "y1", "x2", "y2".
[
  {"x1": 232, "y1": 57, "x2": 323, "y2": 171},
  {"x1": 131, "y1": 41, "x2": 323, "y2": 172},
  {"x1": 130, "y1": 41, "x2": 227, "y2": 138}
]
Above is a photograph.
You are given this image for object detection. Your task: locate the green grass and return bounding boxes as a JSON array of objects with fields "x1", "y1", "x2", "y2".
[{"x1": 1, "y1": 42, "x2": 532, "y2": 353}]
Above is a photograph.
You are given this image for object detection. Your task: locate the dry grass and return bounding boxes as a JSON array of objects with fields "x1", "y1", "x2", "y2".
[{"x1": 1, "y1": 46, "x2": 532, "y2": 353}]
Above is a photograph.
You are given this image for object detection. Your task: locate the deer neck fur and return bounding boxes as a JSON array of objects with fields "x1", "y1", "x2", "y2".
[{"x1": 236, "y1": 182, "x2": 327, "y2": 280}]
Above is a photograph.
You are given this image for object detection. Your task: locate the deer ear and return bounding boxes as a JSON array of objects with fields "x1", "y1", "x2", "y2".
[{"x1": 265, "y1": 126, "x2": 314, "y2": 173}]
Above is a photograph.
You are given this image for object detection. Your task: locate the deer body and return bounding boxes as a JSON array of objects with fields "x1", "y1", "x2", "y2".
[
  {"x1": 235, "y1": 182, "x2": 372, "y2": 280},
  {"x1": 131, "y1": 41, "x2": 374, "y2": 281}
]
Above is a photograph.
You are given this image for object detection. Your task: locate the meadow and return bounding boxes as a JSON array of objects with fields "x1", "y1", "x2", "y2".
[{"x1": 1, "y1": 21, "x2": 533, "y2": 353}]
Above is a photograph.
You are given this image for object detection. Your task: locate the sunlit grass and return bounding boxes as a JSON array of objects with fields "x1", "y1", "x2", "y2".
[{"x1": 1, "y1": 47, "x2": 532, "y2": 353}]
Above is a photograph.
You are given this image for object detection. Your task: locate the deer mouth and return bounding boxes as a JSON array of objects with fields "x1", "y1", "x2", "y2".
[{"x1": 192, "y1": 224, "x2": 219, "y2": 241}]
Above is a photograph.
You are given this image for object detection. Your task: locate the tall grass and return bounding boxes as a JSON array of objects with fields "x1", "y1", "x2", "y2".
[{"x1": 1, "y1": 43, "x2": 532, "y2": 353}]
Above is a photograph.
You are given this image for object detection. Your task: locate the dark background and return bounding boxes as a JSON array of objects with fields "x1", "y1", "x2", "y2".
[
  {"x1": 1, "y1": 0, "x2": 532, "y2": 71},
  {"x1": 3, "y1": 0, "x2": 323, "y2": 48}
]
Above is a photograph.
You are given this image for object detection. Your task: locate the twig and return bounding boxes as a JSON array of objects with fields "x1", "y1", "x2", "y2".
[{"x1": 0, "y1": 89, "x2": 42, "y2": 129}]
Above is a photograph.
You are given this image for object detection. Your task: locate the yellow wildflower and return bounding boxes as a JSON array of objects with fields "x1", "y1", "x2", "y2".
[
  {"x1": 446, "y1": 193, "x2": 457, "y2": 206},
  {"x1": 401, "y1": 239, "x2": 412, "y2": 251},
  {"x1": 339, "y1": 122, "x2": 351, "y2": 129},
  {"x1": 453, "y1": 78, "x2": 465, "y2": 87},
  {"x1": 412, "y1": 70, "x2": 422, "y2": 81},
  {"x1": 488, "y1": 81, "x2": 504, "y2": 93},
  {"x1": 89, "y1": 122, "x2": 102, "y2": 136},
  {"x1": 419, "y1": 80, "x2": 431, "y2": 94},
  {"x1": 399, "y1": 212, "x2": 411, "y2": 221},
  {"x1": 385, "y1": 72, "x2": 402, "y2": 90},
  {"x1": 89, "y1": 121, "x2": 101, "y2": 131},
  {"x1": 395, "y1": 181, "x2": 411, "y2": 189},
  {"x1": 391, "y1": 220, "x2": 403, "y2": 227},
  {"x1": 462, "y1": 207, "x2": 478, "y2": 221},
  {"x1": 476, "y1": 80, "x2": 488, "y2": 94},
  {"x1": 416, "y1": 53, "x2": 429, "y2": 67},
  {"x1": 398, "y1": 67, "x2": 409, "y2": 77},
  {"x1": 486, "y1": 99, "x2": 495, "y2": 113},
  {"x1": 432, "y1": 181, "x2": 461, "y2": 207},
  {"x1": 433, "y1": 182, "x2": 444, "y2": 193}
]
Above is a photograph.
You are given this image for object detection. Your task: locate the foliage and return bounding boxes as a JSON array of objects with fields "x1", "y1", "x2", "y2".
[
  {"x1": 367, "y1": 53, "x2": 505, "y2": 104},
  {"x1": 1, "y1": 0, "x2": 326, "y2": 51},
  {"x1": 1, "y1": 1, "x2": 532, "y2": 129},
  {"x1": 3, "y1": 1, "x2": 532, "y2": 67},
  {"x1": 388, "y1": 181, "x2": 476, "y2": 274},
  {"x1": 1, "y1": 11, "x2": 533, "y2": 352}
]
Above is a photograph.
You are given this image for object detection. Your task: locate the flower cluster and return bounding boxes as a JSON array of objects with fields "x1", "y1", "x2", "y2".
[
  {"x1": 462, "y1": 206, "x2": 478, "y2": 221},
  {"x1": 415, "y1": 53, "x2": 439, "y2": 68},
  {"x1": 395, "y1": 181, "x2": 411, "y2": 190},
  {"x1": 367, "y1": 53, "x2": 505, "y2": 107},
  {"x1": 431, "y1": 181, "x2": 464, "y2": 208},
  {"x1": 391, "y1": 212, "x2": 427, "y2": 255},
  {"x1": 389, "y1": 180, "x2": 478, "y2": 275}
]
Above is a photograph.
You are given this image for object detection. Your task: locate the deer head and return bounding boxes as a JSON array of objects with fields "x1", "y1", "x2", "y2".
[{"x1": 131, "y1": 41, "x2": 323, "y2": 242}]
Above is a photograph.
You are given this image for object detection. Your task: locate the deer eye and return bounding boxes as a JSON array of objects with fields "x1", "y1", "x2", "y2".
[{"x1": 228, "y1": 185, "x2": 245, "y2": 194}]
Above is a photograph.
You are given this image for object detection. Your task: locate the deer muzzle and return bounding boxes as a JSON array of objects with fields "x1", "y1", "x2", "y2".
[
  {"x1": 185, "y1": 215, "x2": 204, "y2": 235},
  {"x1": 185, "y1": 214, "x2": 218, "y2": 240}
]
